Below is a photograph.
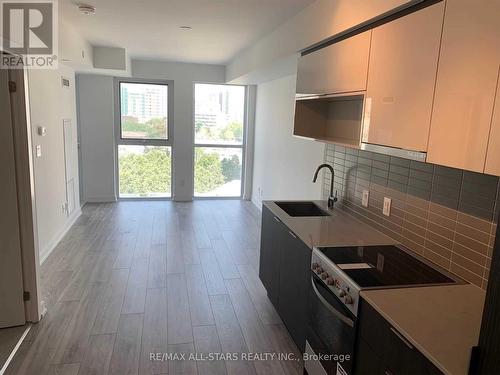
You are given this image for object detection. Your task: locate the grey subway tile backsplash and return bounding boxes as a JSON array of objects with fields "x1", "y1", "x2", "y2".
[{"x1": 323, "y1": 143, "x2": 499, "y2": 290}]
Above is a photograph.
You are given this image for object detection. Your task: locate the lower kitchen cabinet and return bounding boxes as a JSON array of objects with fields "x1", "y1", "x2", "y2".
[
  {"x1": 355, "y1": 299, "x2": 442, "y2": 375},
  {"x1": 259, "y1": 205, "x2": 311, "y2": 352},
  {"x1": 355, "y1": 338, "x2": 384, "y2": 375},
  {"x1": 278, "y1": 227, "x2": 311, "y2": 352},
  {"x1": 259, "y1": 205, "x2": 286, "y2": 309}
]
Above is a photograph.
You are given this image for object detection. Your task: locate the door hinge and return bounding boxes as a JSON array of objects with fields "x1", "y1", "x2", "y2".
[
  {"x1": 23, "y1": 291, "x2": 30, "y2": 301},
  {"x1": 9, "y1": 80, "x2": 16, "y2": 93}
]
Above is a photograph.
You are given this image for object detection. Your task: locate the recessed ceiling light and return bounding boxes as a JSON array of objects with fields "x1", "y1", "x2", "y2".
[
  {"x1": 179, "y1": 26, "x2": 192, "y2": 31},
  {"x1": 78, "y1": 4, "x2": 96, "y2": 16}
]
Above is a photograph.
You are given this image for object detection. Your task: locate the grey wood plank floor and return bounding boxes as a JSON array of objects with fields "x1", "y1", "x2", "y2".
[{"x1": 7, "y1": 201, "x2": 302, "y2": 375}]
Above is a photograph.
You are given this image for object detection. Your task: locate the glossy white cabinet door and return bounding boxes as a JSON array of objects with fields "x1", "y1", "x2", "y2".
[
  {"x1": 427, "y1": 0, "x2": 500, "y2": 172},
  {"x1": 362, "y1": 2, "x2": 444, "y2": 152},
  {"x1": 485, "y1": 69, "x2": 500, "y2": 176},
  {"x1": 296, "y1": 31, "x2": 371, "y2": 96}
]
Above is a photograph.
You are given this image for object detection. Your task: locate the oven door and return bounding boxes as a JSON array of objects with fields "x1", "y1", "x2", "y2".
[{"x1": 305, "y1": 273, "x2": 356, "y2": 375}]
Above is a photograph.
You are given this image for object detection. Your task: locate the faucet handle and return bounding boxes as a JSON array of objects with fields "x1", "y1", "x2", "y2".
[
  {"x1": 330, "y1": 190, "x2": 338, "y2": 203},
  {"x1": 328, "y1": 191, "x2": 338, "y2": 208}
]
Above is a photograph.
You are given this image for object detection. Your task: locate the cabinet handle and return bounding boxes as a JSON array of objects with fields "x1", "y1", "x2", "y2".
[
  {"x1": 273, "y1": 216, "x2": 281, "y2": 223},
  {"x1": 288, "y1": 231, "x2": 297, "y2": 239},
  {"x1": 390, "y1": 327, "x2": 414, "y2": 350},
  {"x1": 384, "y1": 369, "x2": 395, "y2": 375}
]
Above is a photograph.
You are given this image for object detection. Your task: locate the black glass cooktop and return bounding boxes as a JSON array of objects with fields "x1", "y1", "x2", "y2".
[{"x1": 317, "y1": 245, "x2": 457, "y2": 288}]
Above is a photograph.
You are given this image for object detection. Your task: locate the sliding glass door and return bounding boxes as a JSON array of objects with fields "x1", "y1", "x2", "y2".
[
  {"x1": 116, "y1": 80, "x2": 172, "y2": 198},
  {"x1": 194, "y1": 84, "x2": 246, "y2": 198}
]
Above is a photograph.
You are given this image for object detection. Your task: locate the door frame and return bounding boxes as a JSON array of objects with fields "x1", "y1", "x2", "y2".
[{"x1": 2, "y1": 50, "x2": 42, "y2": 323}]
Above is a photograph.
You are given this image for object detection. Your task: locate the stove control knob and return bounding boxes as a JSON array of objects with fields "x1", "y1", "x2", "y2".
[
  {"x1": 339, "y1": 289, "x2": 347, "y2": 297},
  {"x1": 326, "y1": 277, "x2": 334, "y2": 285},
  {"x1": 321, "y1": 272, "x2": 329, "y2": 280},
  {"x1": 316, "y1": 267, "x2": 323, "y2": 274},
  {"x1": 312, "y1": 262, "x2": 319, "y2": 269},
  {"x1": 345, "y1": 295, "x2": 354, "y2": 305}
]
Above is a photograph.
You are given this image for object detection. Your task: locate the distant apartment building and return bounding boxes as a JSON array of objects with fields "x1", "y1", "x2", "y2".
[
  {"x1": 195, "y1": 84, "x2": 244, "y2": 128},
  {"x1": 121, "y1": 84, "x2": 168, "y2": 123}
]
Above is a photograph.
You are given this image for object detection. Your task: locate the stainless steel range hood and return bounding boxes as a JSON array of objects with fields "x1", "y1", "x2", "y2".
[{"x1": 360, "y1": 143, "x2": 427, "y2": 162}]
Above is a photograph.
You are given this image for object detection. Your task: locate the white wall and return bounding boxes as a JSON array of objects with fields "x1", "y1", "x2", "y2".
[
  {"x1": 59, "y1": 19, "x2": 93, "y2": 68},
  {"x1": 251, "y1": 74, "x2": 325, "y2": 208},
  {"x1": 77, "y1": 74, "x2": 116, "y2": 203},
  {"x1": 226, "y1": 0, "x2": 411, "y2": 82},
  {"x1": 28, "y1": 65, "x2": 81, "y2": 262}
]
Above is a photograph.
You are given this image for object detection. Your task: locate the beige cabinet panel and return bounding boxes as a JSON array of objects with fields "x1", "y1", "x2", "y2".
[
  {"x1": 485, "y1": 72, "x2": 500, "y2": 176},
  {"x1": 427, "y1": 0, "x2": 500, "y2": 172},
  {"x1": 296, "y1": 31, "x2": 371, "y2": 96},
  {"x1": 362, "y1": 2, "x2": 444, "y2": 151}
]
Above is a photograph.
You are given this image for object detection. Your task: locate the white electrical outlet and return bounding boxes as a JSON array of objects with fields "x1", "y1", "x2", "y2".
[
  {"x1": 362, "y1": 190, "x2": 369, "y2": 207},
  {"x1": 383, "y1": 197, "x2": 392, "y2": 217}
]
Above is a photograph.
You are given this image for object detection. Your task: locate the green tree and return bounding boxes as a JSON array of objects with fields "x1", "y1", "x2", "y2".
[
  {"x1": 195, "y1": 121, "x2": 204, "y2": 133},
  {"x1": 119, "y1": 147, "x2": 171, "y2": 196},
  {"x1": 220, "y1": 121, "x2": 243, "y2": 142},
  {"x1": 194, "y1": 149, "x2": 225, "y2": 193},
  {"x1": 119, "y1": 146, "x2": 228, "y2": 197},
  {"x1": 221, "y1": 155, "x2": 241, "y2": 182},
  {"x1": 121, "y1": 117, "x2": 167, "y2": 139}
]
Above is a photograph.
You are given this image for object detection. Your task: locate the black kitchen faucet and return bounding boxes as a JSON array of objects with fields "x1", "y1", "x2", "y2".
[{"x1": 313, "y1": 163, "x2": 338, "y2": 209}]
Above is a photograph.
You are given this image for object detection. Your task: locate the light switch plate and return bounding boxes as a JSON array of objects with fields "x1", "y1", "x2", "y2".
[
  {"x1": 36, "y1": 145, "x2": 42, "y2": 158},
  {"x1": 362, "y1": 190, "x2": 369, "y2": 207},
  {"x1": 383, "y1": 197, "x2": 391, "y2": 216}
]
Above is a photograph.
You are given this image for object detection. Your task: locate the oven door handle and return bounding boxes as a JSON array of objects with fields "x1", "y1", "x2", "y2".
[{"x1": 311, "y1": 276, "x2": 354, "y2": 328}]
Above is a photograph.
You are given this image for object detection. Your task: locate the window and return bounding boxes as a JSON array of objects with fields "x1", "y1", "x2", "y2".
[
  {"x1": 120, "y1": 82, "x2": 168, "y2": 140},
  {"x1": 116, "y1": 80, "x2": 172, "y2": 198},
  {"x1": 194, "y1": 84, "x2": 246, "y2": 197}
]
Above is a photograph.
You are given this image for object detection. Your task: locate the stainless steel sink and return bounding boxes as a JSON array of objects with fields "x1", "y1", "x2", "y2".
[{"x1": 275, "y1": 201, "x2": 330, "y2": 217}]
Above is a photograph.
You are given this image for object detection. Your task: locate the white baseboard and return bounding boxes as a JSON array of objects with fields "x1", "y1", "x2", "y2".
[
  {"x1": 251, "y1": 197, "x2": 262, "y2": 211},
  {"x1": 39, "y1": 207, "x2": 81, "y2": 265}
]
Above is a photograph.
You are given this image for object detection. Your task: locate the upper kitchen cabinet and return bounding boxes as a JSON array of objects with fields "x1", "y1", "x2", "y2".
[
  {"x1": 361, "y1": 2, "x2": 445, "y2": 152},
  {"x1": 485, "y1": 72, "x2": 500, "y2": 176},
  {"x1": 296, "y1": 31, "x2": 371, "y2": 97},
  {"x1": 427, "y1": 0, "x2": 500, "y2": 173}
]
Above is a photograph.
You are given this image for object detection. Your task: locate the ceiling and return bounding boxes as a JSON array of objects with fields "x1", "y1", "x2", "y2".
[{"x1": 60, "y1": 0, "x2": 315, "y2": 65}]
